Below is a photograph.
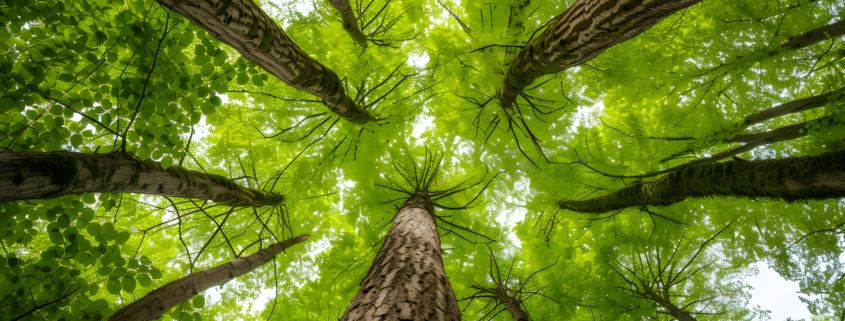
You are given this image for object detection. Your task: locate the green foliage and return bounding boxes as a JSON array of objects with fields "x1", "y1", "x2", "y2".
[{"x1": 2, "y1": 0, "x2": 845, "y2": 320}]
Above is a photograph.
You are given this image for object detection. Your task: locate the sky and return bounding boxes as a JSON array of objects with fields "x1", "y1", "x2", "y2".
[{"x1": 748, "y1": 262, "x2": 813, "y2": 321}]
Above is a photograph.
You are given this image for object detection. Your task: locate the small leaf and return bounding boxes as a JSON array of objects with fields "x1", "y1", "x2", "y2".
[
  {"x1": 115, "y1": 231, "x2": 131, "y2": 245},
  {"x1": 106, "y1": 279, "x2": 121, "y2": 295},
  {"x1": 122, "y1": 277, "x2": 136, "y2": 293}
]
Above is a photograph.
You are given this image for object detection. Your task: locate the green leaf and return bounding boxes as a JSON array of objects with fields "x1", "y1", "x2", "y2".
[
  {"x1": 97, "y1": 266, "x2": 112, "y2": 276},
  {"x1": 193, "y1": 295, "x2": 205, "y2": 308},
  {"x1": 122, "y1": 277, "x2": 136, "y2": 293},
  {"x1": 115, "y1": 231, "x2": 131, "y2": 245},
  {"x1": 101, "y1": 222, "x2": 116, "y2": 242},
  {"x1": 106, "y1": 279, "x2": 121, "y2": 295},
  {"x1": 137, "y1": 273, "x2": 151, "y2": 287},
  {"x1": 201, "y1": 64, "x2": 215, "y2": 77},
  {"x1": 252, "y1": 74, "x2": 263, "y2": 87},
  {"x1": 86, "y1": 222, "x2": 102, "y2": 237}
]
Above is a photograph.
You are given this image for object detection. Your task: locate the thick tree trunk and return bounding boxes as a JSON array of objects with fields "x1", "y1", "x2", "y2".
[
  {"x1": 496, "y1": 285, "x2": 529, "y2": 321},
  {"x1": 499, "y1": 0, "x2": 700, "y2": 107},
  {"x1": 155, "y1": 0, "x2": 372, "y2": 124},
  {"x1": 0, "y1": 152, "x2": 283, "y2": 207},
  {"x1": 109, "y1": 235, "x2": 309, "y2": 321},
  {"x1": 341, "y1": 191, "x2": 460, "y2": 321},
  {"x1": 559, "y1": 149, "x2": 845, "y2": 213},
  {"x1": 328, "y1": 0, "x2": 369, "y2": 48}
]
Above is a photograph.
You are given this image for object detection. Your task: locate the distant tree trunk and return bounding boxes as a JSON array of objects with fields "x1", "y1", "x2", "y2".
[
  {"x1": 328, "y1": 0, "x2": 368, "y2": 48},
  {"x1": 109, "y1": 235, "x2": 309, "y2": 321},
  {"x1": 0, "y1": 152, "x2": 283, "y2": 207},
  {"x1": 156, "y1": 0, "x2": 372, "y2": 124},
  {"x1": 740, "y1": 88, "x2": 844, "y2": 127},
  {"x1": 341, "y1": 191, "x2": 461, "y2": 321},
  {"x1": 499, "y1": 0, "x2": 700, "y2": 108},
  {"x1": 559, "y1": 149, "x2": 845, "y2": 213},
  {"x1": 779, "y1": 20, "x2": 845, "y2": 50},
  {"x1": 647, "y1": 290, "x2": 697, "y2": 321},
  {"x1": 496, "y1": 285, "x2": 529, "y2": 321}
]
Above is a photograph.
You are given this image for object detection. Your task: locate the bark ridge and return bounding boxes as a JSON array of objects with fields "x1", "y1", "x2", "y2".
[
  {"x1": 0, "y1": 152, "x2": 283, "y2": 207},
  {"x1": 341, "y1": 192, "x2": 461, "y2": 321}
]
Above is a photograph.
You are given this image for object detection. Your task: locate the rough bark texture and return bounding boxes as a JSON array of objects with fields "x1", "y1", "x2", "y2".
[
  {"x1": 499, "y1": 0, "x2": 701, "y2": 107},
  {"x1": 109, "y1": 235, "x2": 309, "y2": 321},
  {"x1": 0, "y1": 152, "x2": 283, "y2": 207},
  {"x1": 780, "y1": 20, "x2": 845, "y2": 50},
  {"x1": 559, "y1": 149, "x2": 845, "y2": 213},
  {"x1": 155, "y1": 0, "x2": 372, "y2": 123},
  {"x1": 341, "y1": 192, "x2": 460, "y2": 321},
  {"x1": 328, "y1": 0, "x2": 369, "y2": 48}
]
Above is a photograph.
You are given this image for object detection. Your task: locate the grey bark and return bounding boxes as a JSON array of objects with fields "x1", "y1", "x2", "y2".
[
  {"x1": 109, "y1": 235, "x2": 310, "y2": 321},
  {"x1": 155, "y1": 0, "x2": 372, "y2": 123},
  {"x1": 341, "y1": 191, "x2": 461, "y2": 321},
  {"x1": 0, "y1": 152, "x2": 283, "y2": 207},
  {"x1": 780, "y1": 20, "x2": 845, "y2": 50},
  {"x1": 499, "y1": 0, "x2": 701, "y2": 108},
  {"x1": 328, "y1": 0, "x2": 369, "y2": 48},
  {"x1": 645, "y1": 288, "x2": 698, "y2": 321},
  {"x1": 560, "y1": 149, "x2": 845, "y2": 213}
]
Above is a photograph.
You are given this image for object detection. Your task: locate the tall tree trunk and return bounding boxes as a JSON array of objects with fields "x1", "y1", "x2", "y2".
[
  {"x1": 0, "y1": 152, "x2": 283, "y2": 207},
  {"x1": 495, "y1": 285, "x2": 529, "y2": 321},
  {"x1": 328, "y1": 0, "x2": 369, "y2": 48},
  {"x1": 155, "y1": 0, "x2": 372, "y2": 124},
  {"x1": 109, "y1": 235, "x2": 309, "y2": 321},
  {"x1": 741, "y1": 88, "x2": 844, "y2": 127},
  {"x1": 341, "y1": 191, "x2": 461, "y2": 321},
  {"x1": 559, "y1": 149, "x2": 845, "y2": 213},
  {"x1": 649, "y1": 293, "x2": 697, "y2": 321},
  {"x1": 499, "y1": 0, "x2": 701, "y2": 108}
]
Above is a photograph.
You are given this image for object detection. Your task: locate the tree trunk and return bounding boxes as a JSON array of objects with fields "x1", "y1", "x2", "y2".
[
  {"x1": 0, "y1": 152, "x2": 283, "y2": 207},
  {"x1": 499, "y1": 0, "x2": 701, "y2": 108},
  {"x1": 496, "y1": 285, "x2": 529, "y2": 321},
  {"x1": 741, "y1": 88, "x2": 844, "y2": 127},
  {"x1": 341, "y1": 191, "x2": 461, "y2": 321},
  {"x1": 643, "y1": 287, "x2": 698, "y2": 321},
  {"x1": 559, "y1": 149, "x2": 845, "y2": 213},
  {"x1": 780, "y1": 20, "x2": 845, "y2": 50},
  {"x1": 109, "y1": 235, "x2": 309, "y2": 321},
  {"x1": 155, "y1": 0, "x2": 372, "y2": 124},
  {"x1": 328, "y1": 0, "x2": 369, "y2": 48}
]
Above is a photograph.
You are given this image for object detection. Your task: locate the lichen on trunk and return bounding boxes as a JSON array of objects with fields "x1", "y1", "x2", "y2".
[
  {"x1": 155, "y1": 0, "x2": 373, "y2": 123},
  {"x1": 499, "y1": 0, "x2": 702, "y2": 108},
  {"x1": 341, "y1": 191, "x2": 461, "y2": 321},
  {"x1": 559, "y1": 149, "x2": 845, "y2": 213},
  {"x1": 0, "y1": 152, "x2": 284, "y2": 207}
]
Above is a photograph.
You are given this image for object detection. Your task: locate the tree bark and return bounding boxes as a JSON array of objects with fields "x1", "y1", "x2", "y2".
[
  {"x1": 647, "y1": 290, "x2": 697, "y2": 321},
  {"x1": 0, "y1": 152, "x2": 283, "y2": 207},
  {"x1": 109, "y1": 235, "x2": 309, "y2": 321},
  {"x1": 559, "y1": 149, "x2": 845, "y2": 213},
  {"x1": 341, "y1": 191, "x2": 461, "y2": 321},
  {"x1": 499, "y1": 0, "x2": 701, "y2": 108},
  {"x1": 780, "y1": 20, "x2": 845, "y2": 50},
  {"x1": 155, "y1": 0, "x2": 373, "y2": 124},
  {"x1": 328, "y1": 0, "x2": 369, "y2": 48},
  {"x1": 741, "y1": 88, "x2": 844, "y2": 127},
  {"x1": 495, "y1": 285, "x2": 530, "y2": 321}
]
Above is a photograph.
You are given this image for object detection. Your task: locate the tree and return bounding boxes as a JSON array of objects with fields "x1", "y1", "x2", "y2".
[{"x1": 2, "y1": 0, "x2": 845, "y2": 320}]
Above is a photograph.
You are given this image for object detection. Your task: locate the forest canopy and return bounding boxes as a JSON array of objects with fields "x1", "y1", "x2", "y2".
[{"x1": 1, "y1": 0, "x2": 845, "y2": 320}]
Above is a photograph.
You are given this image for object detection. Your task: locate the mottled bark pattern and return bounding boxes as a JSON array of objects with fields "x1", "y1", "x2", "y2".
[
  {"x1": 109, "y1": 235, "x2": 309, "y2": 321},
  {"x1": 341, "y1": 192, "x2": 460, "y2": 321},
  {"x1": 0, "y1": 152, "x2": 283, "y2": 207},
  {"x1": 329, "y1": 0, "x2": 369, "y2": 48},
  {"x1": 559, "y1": 150, "x2": 845, "y2": 213},
  {"x1": 780, "y1": 20, "x2": 845, "y2": 49},
  {"x1": 155, "y1": 0, "x2": 372, "y2": 123},
  {"x1": 499, "y1": 0, "x2": 700, "y2": 107}
]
